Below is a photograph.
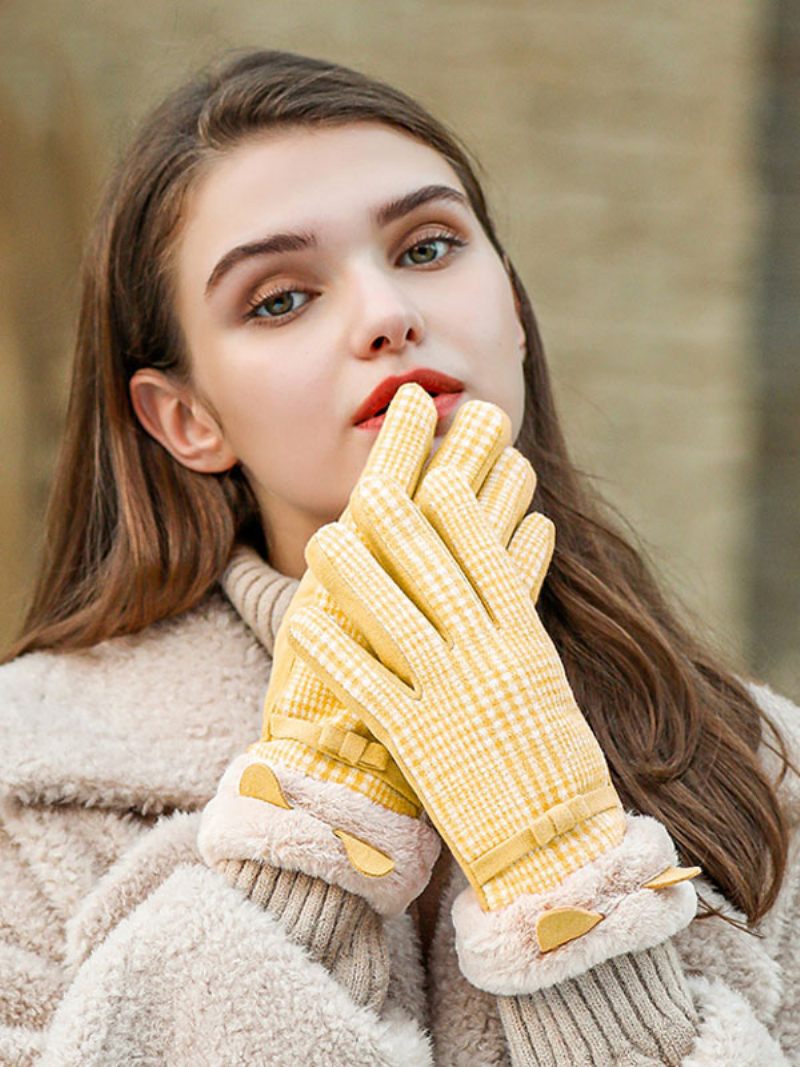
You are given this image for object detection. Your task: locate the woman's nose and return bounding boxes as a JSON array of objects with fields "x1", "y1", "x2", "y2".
[{"x1": 347, "y1": 267, "x2": 425, "y2": 360}]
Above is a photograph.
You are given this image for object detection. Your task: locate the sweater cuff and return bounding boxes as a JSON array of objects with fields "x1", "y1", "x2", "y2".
[
  {"x1": 220, "y1": 858, "x2": 390, "y2": 1011},
  {"x1": 498, "y1": 942, "x2": 697, "y2": 1067}
]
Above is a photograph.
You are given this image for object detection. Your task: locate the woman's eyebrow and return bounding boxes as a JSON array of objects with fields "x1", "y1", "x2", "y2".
[{"x1": 204, "y1": 183, "x2": 468, "y2": 297}]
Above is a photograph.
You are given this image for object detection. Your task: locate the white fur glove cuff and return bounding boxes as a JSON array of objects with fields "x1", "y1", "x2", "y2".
[
  {"x1": 452, "y1": 814, "x2": 699, "y2": 996},
  {"x1": 197, "y1": 753, "x2": 441, "y2": 917}
]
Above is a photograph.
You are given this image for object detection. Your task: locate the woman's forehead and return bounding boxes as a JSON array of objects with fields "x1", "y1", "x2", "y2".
[{"x1": 191, "y1": 122, "x2": 465, "y2": 221}]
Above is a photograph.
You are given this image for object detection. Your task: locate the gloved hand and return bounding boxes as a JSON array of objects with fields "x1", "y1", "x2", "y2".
[
  {"x1": 245, "y1": 380, "x2": 537, "y2": 812},
  {"x1": 199, "y1": 382, "x2": 546, "y2": 915},
  {"x1": 285, "y1": 457, "x2": 626, "y2": 910},
  {"x1": 285, "y1": 455, "x2": 701, "y2": 969}
]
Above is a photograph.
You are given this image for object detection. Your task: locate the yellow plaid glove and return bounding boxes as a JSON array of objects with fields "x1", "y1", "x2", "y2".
[
  {"x1": 286, "y1": 461, "x2": 629, "y2": 912},
  {"x1": 241, "y1": 382, "x2": 538, "y2": 826}
]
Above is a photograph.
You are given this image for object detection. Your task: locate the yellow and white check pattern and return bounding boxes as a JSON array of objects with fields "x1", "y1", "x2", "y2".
[
  {"x1": 288, "y1": 465, "x2": 627, "y2": 912},
  {"x1": 250, "y1": 383, "x2": 530, "y2": 818}
]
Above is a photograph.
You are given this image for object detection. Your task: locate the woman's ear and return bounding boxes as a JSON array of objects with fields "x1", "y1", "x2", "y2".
[{"x1": 129, "y1": 368, "x2": 237, "y2": 473}]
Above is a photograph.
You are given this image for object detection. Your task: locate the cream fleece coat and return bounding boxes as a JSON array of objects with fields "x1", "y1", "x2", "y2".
[{"x1": 0, "y1": 570, "x2": 798, "y2": 1065}]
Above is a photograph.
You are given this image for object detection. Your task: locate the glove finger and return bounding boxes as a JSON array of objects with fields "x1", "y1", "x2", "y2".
[
  {"x1": 305, "y1": 520, "x2": 444, "y2": 686},
  {"x1": 287, "y1": 603, "x2": 415, "y2": 745},
  {"x1": 475, "y1": 447, "x2": 536, "y2": 549},
  {"x1": 350, "y1": 473, "x2": 488, "y2": 644},
  {"x1": 507, "y1": 512, "x2": 556, "y2": 604},
  {"x1": 415, "y1": 466, "x2": 540, "y2": 634},
  {"x1": 355, "y1": 382, "x2": 438, "y2": 499},
  {"x1": 422, "y1": 398, "x2": 511, "y2": 494}
]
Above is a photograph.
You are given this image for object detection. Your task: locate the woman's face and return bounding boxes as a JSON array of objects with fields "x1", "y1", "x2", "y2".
[{"x1": 170, "y1": 121, "x2": 526, "y2": 573}]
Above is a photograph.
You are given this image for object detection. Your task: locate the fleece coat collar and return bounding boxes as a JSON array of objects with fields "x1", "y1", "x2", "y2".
[{"x1": 0, "y1": 548, "x2": 298, "y2": 814}]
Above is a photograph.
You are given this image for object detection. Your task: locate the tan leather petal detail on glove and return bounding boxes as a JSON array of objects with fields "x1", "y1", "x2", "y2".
[
  {"x1": 333, "y1": 829, "x2": 395, "y2": 877},
  {"x1": 536, "y1": 906, "x2": 604, "y2": 953},
  {"x1": 239, "y1": 763, "x2": 292, "y2": 809},
  {"x1": 642, "y1": 865, "x2": 701, "y2": 890}
]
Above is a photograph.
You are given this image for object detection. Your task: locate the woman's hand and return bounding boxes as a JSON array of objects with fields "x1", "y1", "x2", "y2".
[
  {"x1": 201, "y1": 381, "x2": 558, "y2": 919},
  {"x1": 287, "y1": 459, "x2": 627, "y2": 912},
  {"x1": 248, "y1": 382, "x2": 537, "y2": 825}
]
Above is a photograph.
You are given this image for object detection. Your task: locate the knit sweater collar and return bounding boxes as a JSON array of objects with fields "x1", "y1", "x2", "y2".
[
  {"x1": 220, "y1": 544, "x2": 300, "y2": 656},
  {"x1": 0, "y1": 546, "x2": 299, "y2": 813}
]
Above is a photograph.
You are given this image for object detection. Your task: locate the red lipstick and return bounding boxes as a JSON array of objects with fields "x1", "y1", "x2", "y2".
[{"x1": 352, "y1": 368, "x2": 465, "y2": 428}]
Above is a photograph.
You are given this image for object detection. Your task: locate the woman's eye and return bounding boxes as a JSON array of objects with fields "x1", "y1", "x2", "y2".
[
  {"x1": 244, "y1": 233, "x2": 464, "y2": 325},
  {"x1": 399, "y1": 233, "x2": 464, "y2": 267},
  {"x1": 245, "y1": 288, "x2": 312, "y2": 323}
]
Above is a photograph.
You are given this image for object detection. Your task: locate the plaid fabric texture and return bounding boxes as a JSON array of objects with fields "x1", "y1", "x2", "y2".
[
  {"x1": 289, "y1": 467, "x2": 626, "y2": 912},
  {"x1": 254, "y1": 384, "x2": 525, "y2": 818}
]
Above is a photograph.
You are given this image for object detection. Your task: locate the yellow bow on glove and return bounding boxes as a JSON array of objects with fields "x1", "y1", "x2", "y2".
[{"x1": 286, "y1": 460, "x2": 629, "y2": 912}]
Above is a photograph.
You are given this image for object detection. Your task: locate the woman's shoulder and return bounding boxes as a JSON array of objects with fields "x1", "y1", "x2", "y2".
[
  {"x1": 0, "y1": 591, "x2": 271, "y2": 813},
  {"x1": 1, "y1": 589, "x2": 262, "y2": 688},
  {"x1": 745, "y1": 677, "x2": 800, "y2": 820}
]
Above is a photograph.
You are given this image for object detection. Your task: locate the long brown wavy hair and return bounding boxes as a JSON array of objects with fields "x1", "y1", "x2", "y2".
[{"x1": 4, "y1": 49, "x2": 792, "y2": 926}]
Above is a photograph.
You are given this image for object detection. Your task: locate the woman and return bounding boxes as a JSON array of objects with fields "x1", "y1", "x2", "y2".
[{"x1": 0, "y1": 48, "x2": 796, "y2": 1065}]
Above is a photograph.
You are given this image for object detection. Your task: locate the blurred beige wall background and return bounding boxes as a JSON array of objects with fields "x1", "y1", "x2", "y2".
[{"x1": 0, "y1": 1, "x2": 797, "y2": 700}]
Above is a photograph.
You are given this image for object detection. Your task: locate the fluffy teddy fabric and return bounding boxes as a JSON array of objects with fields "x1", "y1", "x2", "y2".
[
  {"x1": 41, "y1": 863, "x2": 434, "y2": 1067},
  {"x1": 0, "y1": 563, "x2": 797, "y2": 1065}
]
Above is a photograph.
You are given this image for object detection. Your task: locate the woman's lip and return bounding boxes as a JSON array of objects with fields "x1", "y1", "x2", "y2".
[{"x1": 354, "y1": 390, "x2": 465, "y2": 433}]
